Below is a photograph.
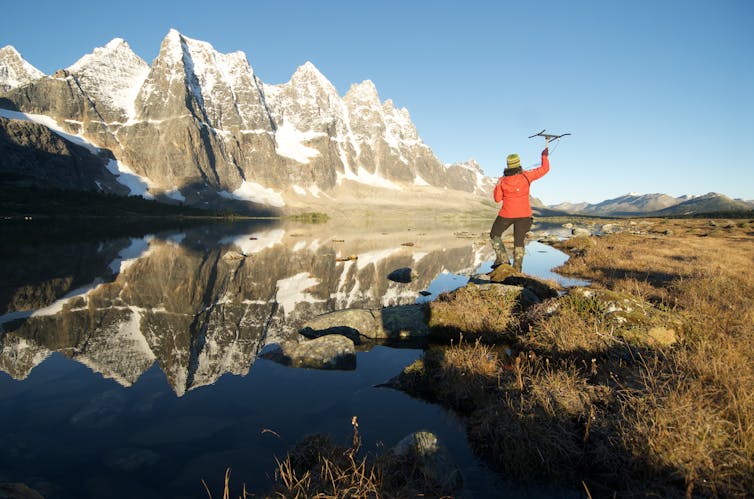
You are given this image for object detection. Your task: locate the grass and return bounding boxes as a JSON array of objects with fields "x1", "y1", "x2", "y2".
[
  {"x1": 426, "y1": 284, "x2": 523, "y2": 343},
  {"x1": 398, "y1": 217, "x2": 754, "y2": 496}
]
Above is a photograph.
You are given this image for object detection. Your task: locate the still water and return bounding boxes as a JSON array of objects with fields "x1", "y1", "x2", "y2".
[{"x1": 0, "y1": 219, "x2": 583, "y2": 498}]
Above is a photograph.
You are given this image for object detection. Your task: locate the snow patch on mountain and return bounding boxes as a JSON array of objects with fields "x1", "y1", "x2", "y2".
[
  {"x1": 219, "y1": 180, "x2": 285, "y2": 207},
  {"x1": 274, "y1": 120, "x2": 323, "y2": 163},
  {"x1": 104, "y1": 159, "x2": 154, "y2": 199},
  {"x1": 414, "y1": 174, "x2": 430, "y2": 186},
  {"x1": 291, "y1": 184, "x2": 326, "y2": 198},
  {"x1": 338, "y1": 166, "x2": 402, "y2": 190},
  {"x1": 165, "y1": 188, "x2": 186, "y2": 202}
]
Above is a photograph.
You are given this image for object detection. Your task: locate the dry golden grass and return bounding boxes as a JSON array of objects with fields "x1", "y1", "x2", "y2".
[
  {"x1": 406, "y1": 218, "x2": 754, "y2": 496},
  {"x1": 427, "y1": 284, "x2": 522, "y2": 343}
]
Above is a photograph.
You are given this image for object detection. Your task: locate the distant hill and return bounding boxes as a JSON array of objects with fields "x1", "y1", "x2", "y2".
[
  {"x1": 547, "y1": 192, "x2": 753, "y2": 217},
  {"x1": 651, "y1": 193, "x2": 753, "y2": 216}
]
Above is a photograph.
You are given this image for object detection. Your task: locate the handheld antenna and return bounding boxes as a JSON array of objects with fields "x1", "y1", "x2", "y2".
[{"x1": 528, "y1": 129, "x2": 571, "y2": 140}]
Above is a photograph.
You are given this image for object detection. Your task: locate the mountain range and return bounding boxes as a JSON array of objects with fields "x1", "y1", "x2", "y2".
[
  {"x1": 548, "y1": 192, "x2": 754, "y2": 217},
  {"x1": 0, "y1": 32, "x2": 493, "y2": 215},
  {"x1": 1, "y1": 33, "x2": 751, "y2": 217}
]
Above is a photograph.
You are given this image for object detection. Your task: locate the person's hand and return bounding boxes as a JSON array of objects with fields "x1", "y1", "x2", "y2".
[{"x1": 542, "y1": 147, "x2": 549, "y2": 157}]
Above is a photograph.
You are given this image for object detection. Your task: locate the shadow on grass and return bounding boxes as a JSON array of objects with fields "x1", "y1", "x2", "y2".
[{"x1": 387, "y1": 339, "x2": 696, "y2": 497}]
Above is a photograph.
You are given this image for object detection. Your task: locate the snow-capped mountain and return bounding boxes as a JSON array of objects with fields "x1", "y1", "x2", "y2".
[
  {"x1": 0, "y1": 31, "x2": 493, "y2": 214},
  {"x1": 67, "y1": 38, "x2": 150, "y2": 123},
  {"x1": 0, "y1": 45, "x2": 44, "y2": 92}
]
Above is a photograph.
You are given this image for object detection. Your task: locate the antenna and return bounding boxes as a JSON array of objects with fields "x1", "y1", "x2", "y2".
[{"x1": 528, "y1": 129, "x2": 571, "y2": 140}]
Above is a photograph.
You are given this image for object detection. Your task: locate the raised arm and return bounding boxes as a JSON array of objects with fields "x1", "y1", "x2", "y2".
[{"x1": 525, "y1": 147, "x2": 550, "y2": 182}]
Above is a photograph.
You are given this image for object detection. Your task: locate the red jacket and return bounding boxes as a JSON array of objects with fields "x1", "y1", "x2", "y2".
[{"x1": 493, "y1": 153, "x2": 549, "y2": 218}]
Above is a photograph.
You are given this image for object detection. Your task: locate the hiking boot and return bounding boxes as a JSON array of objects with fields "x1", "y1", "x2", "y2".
[
  {"x1": 513, "y1": 246, "x2": 525, "y2": 272},
  {"x1": 490, "y1": 236, "x2": 510, "y2": 268}
]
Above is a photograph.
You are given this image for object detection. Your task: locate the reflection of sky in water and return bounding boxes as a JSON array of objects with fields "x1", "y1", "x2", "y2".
[{"x1": 417, "y1": 241, "x2": 589, "y2": 302}]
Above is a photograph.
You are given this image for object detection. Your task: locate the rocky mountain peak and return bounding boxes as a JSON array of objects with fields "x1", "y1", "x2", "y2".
[
  {"x1": 265, "y1": 60, "x2": 344, "y2": 134},
  {"x1": 66, "y1": 38, "x2": 149, "y2": 122},
  {"x1": 451, "y1": 158, "x2": 483, "y2": 173},
  {"x1": 345, "y1": 80, "x2": 381, "y2": 106},
  {"x1": 284, "y1": 61, "x2": 341, "y2": 107},
  {"x1": 0, "y1": 45, "x2": 45, "y2": 92},
  {"x1": 291, "y1": 61, "x2": 331, "y2": 87},
  {"x1": 160, "y1": 28, "x2": 187, "y2": 64}
]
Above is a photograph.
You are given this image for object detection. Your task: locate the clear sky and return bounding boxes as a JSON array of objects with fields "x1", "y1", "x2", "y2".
[{"x1": 2, "y1": 0, "x2": 752, "y2": 204}]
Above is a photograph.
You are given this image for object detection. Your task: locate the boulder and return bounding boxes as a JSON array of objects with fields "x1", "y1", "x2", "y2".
[
  {"x1": 389, "y1": 431, "x2": 463, "y2": 496},
  {"x1": 482, "y1": 266, "x2": 560, "y2": 301},
  {"x1": 300, "y1": 304, "x2": 429, "y2": 341},
  {"x1": 261, "y1": 335, "x2": 356, "y2": 370},
  {"x1": 572, "y1": 227, "x2": 591, "y2": 237},
  {"x1": 600, "y1": 223, "x2": 622, "y2": 234}
]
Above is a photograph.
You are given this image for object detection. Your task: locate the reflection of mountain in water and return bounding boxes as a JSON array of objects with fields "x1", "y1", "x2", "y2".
[{"x1": 0, "y1": 222, "x2": 492, "y2": 395}]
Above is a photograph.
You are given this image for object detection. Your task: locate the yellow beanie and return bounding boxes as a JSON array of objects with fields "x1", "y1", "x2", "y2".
[{"x1": 506, "y1": 154, "x2": 521, "y2": 169}]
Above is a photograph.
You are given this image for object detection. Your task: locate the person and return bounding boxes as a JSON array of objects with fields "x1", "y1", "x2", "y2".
[{"x1": 490, "y1": 141, "x2": 550, "y2": 271}]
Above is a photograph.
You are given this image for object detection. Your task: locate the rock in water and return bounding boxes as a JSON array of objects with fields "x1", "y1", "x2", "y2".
[
  {"x1": 300, "y1": 305, "x2": 429, "y2": 340},
  {"x1": 261, "y1": 335, "x2": 356, "y2": 370},
  {"x1": 389, "y1": 431, "x2": 463, "y2": 495}
]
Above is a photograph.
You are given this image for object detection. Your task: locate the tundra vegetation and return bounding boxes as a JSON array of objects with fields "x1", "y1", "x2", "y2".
[{"x1": 212, "y1": 218, "x2": 754, "y2": 498}]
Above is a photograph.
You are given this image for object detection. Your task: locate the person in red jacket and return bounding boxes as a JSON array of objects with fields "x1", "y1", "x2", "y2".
[{"x1": 490, "y1": 143, "x2": 550, "y2": 271}]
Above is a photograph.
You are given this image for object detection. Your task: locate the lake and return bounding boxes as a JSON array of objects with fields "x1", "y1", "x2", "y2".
[{"x1": 0, "y1": 218, "x2": 585, "y2": 498}]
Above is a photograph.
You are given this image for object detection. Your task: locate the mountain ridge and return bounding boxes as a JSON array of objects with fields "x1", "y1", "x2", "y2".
[
  {"x1": 546, "y1": 192, "x2": 753, "y2": 217},
  {"x1": 2, "y1": 33, "x2": 749, "y2": 217},
  {"x1": 0, "y1": 30, "x2": 496, "y2": 215}
]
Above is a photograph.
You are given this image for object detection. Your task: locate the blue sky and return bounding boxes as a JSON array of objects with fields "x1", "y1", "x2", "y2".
[{"x1": 2, "y1": 0, "x2": 752, "y2": 203}]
